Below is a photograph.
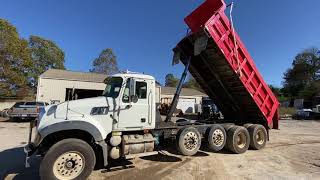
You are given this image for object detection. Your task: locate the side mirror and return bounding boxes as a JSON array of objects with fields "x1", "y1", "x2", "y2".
[
  {"x1": 130, "y1": 95, "x2": 138, "y2": 103},
  {"x1": 129, "y1": 78, "x2": 136, "y2": 97},
  {"x1": 129, "y1": 78, "x2": 138, "y2": 103}
]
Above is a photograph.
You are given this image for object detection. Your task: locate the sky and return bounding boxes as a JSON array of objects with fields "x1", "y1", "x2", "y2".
[{"x1": 1, "y1": 0, "x2": 320, "y2": 87}]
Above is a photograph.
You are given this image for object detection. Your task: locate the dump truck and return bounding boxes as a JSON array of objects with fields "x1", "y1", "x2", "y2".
[{"x1": 24, "y1": 0, "x2": 279, "y2": 179}]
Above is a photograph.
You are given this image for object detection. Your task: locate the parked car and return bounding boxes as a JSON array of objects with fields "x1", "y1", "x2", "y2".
[{"x1": 8, "y1": 101, "x2": 48, "y2": 121}]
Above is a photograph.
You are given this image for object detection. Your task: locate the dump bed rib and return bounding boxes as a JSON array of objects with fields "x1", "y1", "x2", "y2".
[{"x1": 175, "y1": 0, "x2": 279, "y2": 128}]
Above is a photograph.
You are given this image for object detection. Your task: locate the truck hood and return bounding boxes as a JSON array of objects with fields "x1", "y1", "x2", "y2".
[
  {"x1": 52, "y1": 96, "x2": 116, "y2": 119},
  {"x1": 36, "y1": 96, "x2": 115, "y2": 141}
]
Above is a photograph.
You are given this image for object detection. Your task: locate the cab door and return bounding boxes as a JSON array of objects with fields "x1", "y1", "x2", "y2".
[{"x1": 117, "y1": 78, "x2": 150, "y2": 129}]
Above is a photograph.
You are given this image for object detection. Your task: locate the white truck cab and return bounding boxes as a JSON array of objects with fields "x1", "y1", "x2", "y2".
[{"x1": 37, "y1": 73, "x2": 157, "y2": 138}]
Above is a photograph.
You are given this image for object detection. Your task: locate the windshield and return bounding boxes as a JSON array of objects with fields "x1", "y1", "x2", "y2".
[
  {"x1": 13, "y1": 102, "x2": 25, "y2": 108},
  {"x1": 103, "y1": 77, "x2": 123, "y2": 98},
  {"x1": 202, "y1": 100, "x2": 213, "y2": 106}
]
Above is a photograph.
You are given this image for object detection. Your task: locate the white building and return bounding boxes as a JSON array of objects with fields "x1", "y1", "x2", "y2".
[
  {"x1": 37, "y1": 69, "x2": 107, "y2": 104},
  {"x1": 37, "y1": 69, "x2": 207, "y2": 113},
  {"x1": 160, "y1": 87, "x2": 206, "y2": 113}
]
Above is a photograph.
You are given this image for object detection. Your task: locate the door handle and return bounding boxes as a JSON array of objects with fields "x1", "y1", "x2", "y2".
[
  {"x1": 125, "y1": 105, "x2": 132, "y2": 109},
  {"x1": 141, "y1": 118, "x2": 146, "y2": 123}
]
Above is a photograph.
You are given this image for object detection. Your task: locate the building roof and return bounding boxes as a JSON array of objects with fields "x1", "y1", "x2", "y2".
[
  {"x1": 40, "y1": 69, "x2": 107, "y2": 83},
  {"x1": 161, "y1": 86, "x2": 207, "y2": 97},
  {"x1": 112, "y1": 72, "x2": 155, "y2": 81}
]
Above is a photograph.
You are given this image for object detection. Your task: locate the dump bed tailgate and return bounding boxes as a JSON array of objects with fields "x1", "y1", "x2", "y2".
[{"x1": 175, "y1": 0, "x2": 279, "y2": 128}]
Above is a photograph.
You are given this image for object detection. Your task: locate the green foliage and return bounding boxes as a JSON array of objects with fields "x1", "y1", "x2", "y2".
[
  {"x1": 183, "y1": 75, "x2": 203, "y2": 92},
  {"x1": 277, "y1": 95, "x2": 289, "y2": 102},
  {"x1": 29, "y1": 35, "x2": 65, "y2": 87},
  {"x1": 0, "y1": 19, "x2": 32, "y2": 96},
  {"x1": 299, "y1": 80, "x2": 320, "y2": 100},
  {"x1": 269, "y1": 85, "x2": 281, "y2": 97},
  {"x1": 282, "y1": 47, "x2": 320, "y2": 98},
  {"x1": 90, "y1": 48, "x2": 119, "y2": 75},
  {"x1": 164, "y1": 73, "x2": 203, "y2": 92},
  {"x1": 165, "y1": 73, "x2": 179, "y2": 87},
  {"x1": 269, "y1": 84, "x2": 289, "y2": 102}
]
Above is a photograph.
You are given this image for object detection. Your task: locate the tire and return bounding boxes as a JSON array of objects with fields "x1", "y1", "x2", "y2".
[
  {"x1": 40, "y1": 138, "x2": 96, "y2": 180},
  {"x1": 247, "y1": 124, "x2": 267, "y2": 150},
  {"x1": 176, "y1": 127, "x2": 201, "y2": 156},
  {"x1": 3, "y1": 109, "x2": 9, "y2": 118},
  {"x1": 221, "y1": 123, "x2": 235, "y2": 132},
  {"x1": 226, "y1": 126, "x2": 250, "y2": 154},
  {"x1": 206, "y1": 124, "x2": 226, "y2": 152},
  {"x1": 243, "y1": 123, "x2": 254, "y2": 129}
]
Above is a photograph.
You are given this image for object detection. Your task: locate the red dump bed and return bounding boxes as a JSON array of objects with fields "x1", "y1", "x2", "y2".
[{"x1": 175, "y1": 0, "x2": 279, "y2": 128}]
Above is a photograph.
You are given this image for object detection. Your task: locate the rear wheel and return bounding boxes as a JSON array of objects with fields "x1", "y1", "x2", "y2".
[
  {"x1": 40, "y1": 138, "x2": 96, "y2": 180},
  {"x1": 206, "y1": 124, "x2": 226, "y2": 152},
  {"x1": 221, "y1": 123, "x2": 235, "y2": 132},
  {"x1": 243, "y1": 123, "x2": 253, "y2": 129},
  {"x1": 176, "y1": 127, "x2": 201, "y2": 156},
  {"x1": 226, "y1": 126, "x2": 250, "y2": 154},
  {"x1": 247, "y1": 124, "x2": 267, "y2": 150}
]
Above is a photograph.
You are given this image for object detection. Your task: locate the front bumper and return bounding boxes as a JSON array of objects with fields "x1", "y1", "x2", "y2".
[
  {"x1": 24, "y1": 120, "x2": 41, "y2": 167},
  {"x1": 24, "y1": 143, "x2": 37, "y2": 156},
  {"x1": 10, "y1": 113, "x2": 38, "y2": 118}
]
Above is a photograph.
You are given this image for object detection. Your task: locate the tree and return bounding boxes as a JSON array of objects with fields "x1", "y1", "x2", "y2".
[
  {"x1": 269, "y1": 85, "x2": 281, "y2": 97},
  {"x1": 29, "y1": 35, "x2": 65, "y2": 87},
  {"x1": 183, "y1": 76, "x2": 203, "y2": 92},
  {"x1": 299, "y1": 81, "x2": 320, "y2": 100},
  {"x1": 90, "y1": 48, "x2": 119, "y2": 75},
  {"x1": 282, "y1": 47, "x2": 320, "y2": 98},
  {"x1": 269, "y1": 84, "x2": 288, "y2": 102},
  {"x1": 0, "y1": 19, "x2": 32, "y2": 96},
  {"x1": 165, "y1": 74, "x2": 179, "y2": 87}
]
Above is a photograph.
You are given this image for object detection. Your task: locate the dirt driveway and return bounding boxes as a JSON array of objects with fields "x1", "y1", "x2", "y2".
[{"x1": 0, "y1": 119, "x2": 320, "y2": 180}]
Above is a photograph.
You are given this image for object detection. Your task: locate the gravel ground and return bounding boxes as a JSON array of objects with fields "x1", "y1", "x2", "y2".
[{"x1": 0, "y1": 118, "x2": 320, "y2": 180}]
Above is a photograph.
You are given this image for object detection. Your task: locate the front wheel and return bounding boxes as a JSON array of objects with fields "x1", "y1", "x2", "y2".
[{"x1": 40, "y1": 138, "x2": 96, "y2": 180}]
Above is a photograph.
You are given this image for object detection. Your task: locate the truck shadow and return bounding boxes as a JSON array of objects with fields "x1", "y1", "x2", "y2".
[
  {"x1": 101, "y1": 159, "x2": 135, "y2": 173},
  {"x1": 0, "y1": 144, "x2": 230, "y2": 179},
  {"x1": 0, "y1": 147, "x2": 40, "y2": 180},
  {"x1": 140, "y1": 152, "x2": 182, "y2": 162},
  {"x1": 156, "y1": 142, "x2": 211, "y2": 157}
]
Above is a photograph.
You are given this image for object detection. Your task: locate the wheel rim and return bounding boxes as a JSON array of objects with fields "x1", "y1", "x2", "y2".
[
  {"x1": 53, "y1": 151, "x2": 85, "y2": 180},
  {"x1": 212, "y1": 129, "x2": 224, "y2": 146},
  {"x1": 183, "y1": 132, "x2": 199, "y2": 151},
  {"x1": 236, "y1": 132, "x2": 246, "y2": 149},
  {"x1": 256, "y1": 129, "x2": 265, "y2": 145}
]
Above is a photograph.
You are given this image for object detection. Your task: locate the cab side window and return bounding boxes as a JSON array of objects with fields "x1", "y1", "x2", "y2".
[{"x1": 136, "y1": 81, "x2": 147, "y2": 99}]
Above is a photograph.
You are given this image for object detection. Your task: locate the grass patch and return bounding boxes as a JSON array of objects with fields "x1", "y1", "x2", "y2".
[{"x1": 279, "y1": 107, "x2": 296, "y2": 116}]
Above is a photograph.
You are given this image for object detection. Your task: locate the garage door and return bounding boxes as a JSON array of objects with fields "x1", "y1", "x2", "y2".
[{"x1": 177, "y1": 98, "x2": 196, "y2": 113}]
